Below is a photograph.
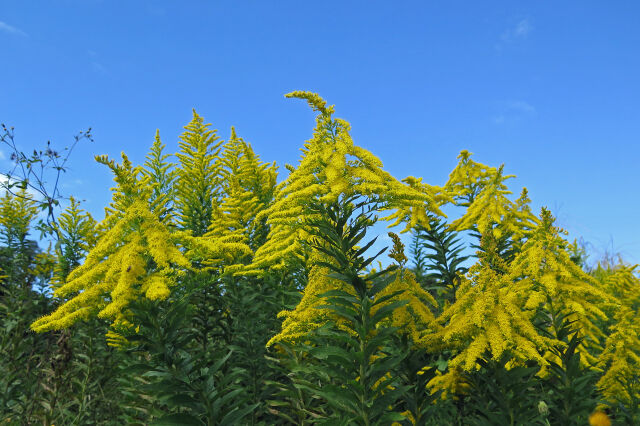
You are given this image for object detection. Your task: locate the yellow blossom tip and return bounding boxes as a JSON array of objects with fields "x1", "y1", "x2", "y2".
[{"x1": 589, "y1": 411, "x2": 611, "y2": 426}]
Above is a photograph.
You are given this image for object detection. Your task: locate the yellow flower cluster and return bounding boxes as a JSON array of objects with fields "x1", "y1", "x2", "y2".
[
  {"x1": 207, "y1": 127, "x2": 277, "y2": 253},
  {"x1": 589, "y1": 411, "x2": 611, "y2": 426},
  {"x1": 428, "y1": 203, "x2": 626, "y2": 395},
  {"x1": 428, "y1": 366, "x2": 470, "y2": 400},
  {"x1": 245, "y1": 91, "x2": 445, "y2": 274},
  {"x1": 448, "y1": 165, "x2": 515, "y2": 237},
  {"x1": 95, "y1": 153, "x2": 143, "y2": 230},
  {"x1": 596, "y1": 306, "x2": 640, "y2": 405},
  {"x1": 31, "y1": 200, "x2": 190, "y2": 333},
  {"x1": 387, "y1": 232, "x2": 408, "y2": 267},
  {"x1": 268, "y1": 255, "x2": 439, "y2": 348},
  {"x1": 432, "y1": 253, "x2": 550, "y2": 374},
  {"x1": 0, "y1": 189, "x2": 38, "y2": 247},
  {"x1": 172, "y1": 119, "x2": 276, "y2": 273},
  {"x1": 595, "y1": 263, "x2": 640, "y2": 309},
  {"x1": 179, "y1": 230, "x2": 253, "y2": 274},
  {"x1": 267, "y1": 262, "x2": 346, "y2": 347},
  {"x1": 593, "y1": 263, "x2": 640, "y2": 405},
  {"x1": 50, "y1": 196, "x2": 98, "y2": 291},
  {"x1": 376, "y1": 268, "x2": 440, "y2": 345},
  {"x1": 445, "y1": 151, "x2": 538, "y2": 245},
  {"x1": 141, "y1": 129, "x2": 177, "y2": 223},
  {"x1": 174, "y1": 109, "x2": 224, "y2": 237},
  {"x1": 445, "y1": 150, "x2": 501, "y2": 206},
  {"x1": 508, "y1": 208, "x2": 614, "y2": 367}
]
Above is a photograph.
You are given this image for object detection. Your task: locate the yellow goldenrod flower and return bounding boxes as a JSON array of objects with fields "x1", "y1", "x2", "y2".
[
  {"x1": 0, "y1": 189, "x2": 38, "y2": 250},
  {"x1": 588, "y1": 411, "x2": 611, "y2": 426},
  {"x1": 49, "y1": 197, "x2": 98, "y2": 291},
  {"x1": 596, "y1": 305, "x2": 640, "y2": 405},
  {"x1": 174, "y1": 109, "x2": 224, "y2": 237},
  {"x1": 430, "y1": 233, "x2": 550, "y2": 381},
  {"x1": 245, "y1": 91, "x2": 447, "y2": 275},
  {"x1": 31, "y1": 199, "x2": 190, "y2": 334},
  {"x1": 508, "y1": 208, "x2": 616, "y2": 368},
  {"x1": 206, "y1": 126, "x2": 277, "y2": 254}
]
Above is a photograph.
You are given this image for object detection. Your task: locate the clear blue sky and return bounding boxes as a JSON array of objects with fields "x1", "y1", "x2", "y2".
[{"x1": 1, "y1": 1, "x2": 638, "y2": 265}]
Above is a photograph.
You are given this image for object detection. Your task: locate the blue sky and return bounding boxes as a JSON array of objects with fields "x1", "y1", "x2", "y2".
[{"x1": 1, "y1": 1, "x2": 638, "y2": 265}]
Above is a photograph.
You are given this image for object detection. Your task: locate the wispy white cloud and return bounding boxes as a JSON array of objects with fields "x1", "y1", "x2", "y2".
[
  {"x1": 501, "y1": 18, "x2": 533, "y2": 42},
  {"x1": 91, "y1": 61, "x2": 107, "y2": 73},
  {"x1": 495, "y1": 18, "x2": 532, "y2": 50},
  {"x1": 61, "y1": 178, "x2": 84, "y2": 190},
  {"x1": 0, "y1": 175, "x2": 40, "y2": 199},
  {"x1": 492, "y1": 100, "x2": 536, "y2": 124},
  {"x1": 513, "y1": 19, "x2": 532, "y2": 38},
  {"x1": 493, "y1": 115, "x2": 506, "y2": 125},
  {"x1": 0, "y1": 149, "x2": 5, "y2": 160},
  {"x1": 88, "y1": 50, "x2": 108, "y2": 74},
  {"x1": 507, "y1": 100, "x2": 535, "y2": 114},
  {"x1": 0, "y1": 21, "x2": 27, "y2": 37}
]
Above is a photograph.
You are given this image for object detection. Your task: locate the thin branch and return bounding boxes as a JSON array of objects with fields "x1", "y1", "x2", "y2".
[{"x1": 0, "y1": 123, "x2": 93, "y2": 240}]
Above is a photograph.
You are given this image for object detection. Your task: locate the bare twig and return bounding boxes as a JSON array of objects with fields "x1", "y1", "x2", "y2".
[{"x1": 0, "y1": 123, "x2": 93, "y2": 240}]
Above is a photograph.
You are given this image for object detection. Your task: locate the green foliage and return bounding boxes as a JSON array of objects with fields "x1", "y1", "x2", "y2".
[
  {"x1": 0, "y1": 283, "x2": 49, "y2": 423},
  {"x1": 411, "y1": 215, "x2": 469, "y2": 304},
  {"x1": 4, "y1": 98, "x2": 636, "y2": 426},
  {"x1": 266, "y1": 340, "x2": 331, "y2": 424},
  {"x1": 0, "y1": 190, "x2": 40, "y2": 288},
  {"x1": 175, "y1": 110, "x2": 224, "y2": 237},
  {"x1": 292, "y1": 196, "x2": 409, "y2": 425},
  {"x1": 210, "y1": 127, "x2": 277, "y2": 252},
  {"x1": 461, "y1": 356, "x2": 546, "y2": 426},
  {"x1": 118, "y1": 297, "x2": 258, "y2": 425},
  {"x1": 224, "y1": 274, "x2": 293, "y2": 423},
  {"x1": 50, "y1": 196, "x2": 97, "y2": 291},
  {"x1": 142, "y1": 130, "x2": 177, "y2": 224},
  {"x1": 541, "y1": 312, "x2": 599, "y2": 425},
  {"x1": 394, "y1": 337, "x2": 451, "y2": 426}
]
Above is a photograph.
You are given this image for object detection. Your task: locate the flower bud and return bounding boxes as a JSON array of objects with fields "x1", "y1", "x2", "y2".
[{"x1": 537, "y1": 400, "x2": 549, "y2": 416}]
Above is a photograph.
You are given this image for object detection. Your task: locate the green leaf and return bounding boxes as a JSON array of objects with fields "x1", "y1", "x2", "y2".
[
  {"x1": 151, "y1": 413, "x2": 204, "y2": 425},
  {"x1": 220, "y1": 403, "x2": 259, "y2": 424},
  {"x1": 370, "y1": 300, "x2": 408, "y2": 326}
]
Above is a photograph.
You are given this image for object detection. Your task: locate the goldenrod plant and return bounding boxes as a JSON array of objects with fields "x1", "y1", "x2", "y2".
[
  {"x1": 31, "y1": 152, "x2": 190, "y2": 363},
  {"x1": 208, "y1": 127, "x2": 277, "y2": 253},
  {"x1": 410, "y1": 214, "x2": 469, "y2": 305},
  {"x1": 0, "y1": 190, "x2": 48, "y2": 422},
  {"x1": 0, "y1": 93, "x2": 635, "y2": 424},
  {"x1": 0, "y1": 189, "x2": 39, "y2": 288},
  {"x1": 49, "y1": 196, "x2": 98, "y2": 292},
  {"x1": 244, "y1": 91, "x2": 445, "y2": 276},
  {"x1": 276, "y1": 196, "x2": 412, "y2": 424},
  {"x1": 175, "y1": 110, "x2": 224, "y2": 237},
  {"x1": 539, "y1": 304, "x2": 600, "y2": 425},
  {"x1": 597, "y1": 298, "x2": 640, "y2": 422},
  {"x1": 141, "y1": 130, "x2": 177, "y2": 224}
]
